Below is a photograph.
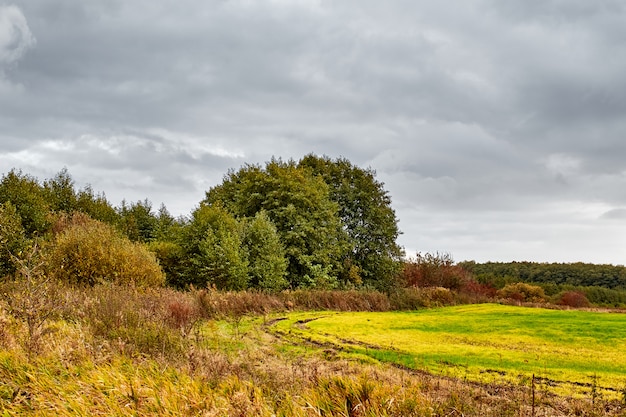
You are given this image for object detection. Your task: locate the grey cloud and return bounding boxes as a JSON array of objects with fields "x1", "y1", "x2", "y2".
[
  {"x1": 489, "y1": 0, "x2": 626, "y2": 23},
  {"x1": 601, "y1": 208, "x2": 626, "y2": 220},
  {"x1": 3, "y1": 0, "x2": 626, "y2": 262},
  {"x1": 0, "y1": 5, "x2": 35, "y2": 65}
]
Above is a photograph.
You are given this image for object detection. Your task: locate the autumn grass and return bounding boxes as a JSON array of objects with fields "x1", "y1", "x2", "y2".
[
  {"x1": 272, "y1": 304, "x2": 626, "y2": 398},
  {"x1": 1, "y1": 284, "x2": 626, "y2": 416}
]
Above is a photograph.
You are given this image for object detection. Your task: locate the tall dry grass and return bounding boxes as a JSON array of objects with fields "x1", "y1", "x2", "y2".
[{"x1": 1, "y1": 280, "x2": 624, "y2": 416}]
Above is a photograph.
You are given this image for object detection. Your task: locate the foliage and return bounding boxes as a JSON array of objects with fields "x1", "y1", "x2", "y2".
[
  {"x1": 147, "y1": 240, "x2": 187, "y2": 287},
  {"x1": 185, "y1": 204, "x2": 249, "y2": 290},
  {"x1": 42, "y1": 167, "x2": 78, "y2": 213},
  {"x1": 557, "y1": 291, "x2": 591, "y2": 308},
  {"x1": 0, "y1": 169, "x2": 50, "y2": 236},
  {"x1": 298, "y1": 154, "x2": 404, "y2": 291},
  {"x1": 0, "y1": 157, "x2": 405, "y2": 293},
  {"x1": 402, "y1": 252, "x2": 469, "y2": 290},
  {"x1": 75, "y1": 184, "x2": 120, "y2": 225},
  {"x1": 117, "y1": 199, "x2": 158, "y2": 242},
  {"x1": 497, "y1": 282, "x2": 546, "y2": 303},
  {"x1": 152, "y1": 203, "x2": 182, "y2": 241},
  {"x1": 0, "y1": 202, "x2": 28, "y2": 277},
  {"x1": 462, "y1": 260, "x2": 626, "y2": 290},
  {"x1": 581, "y1": 286, "x2": 626, "y2": 307},
  {"x1": 244, "y1": 211, "x2": 288, "y2": 292},
  {"x1": 45, "y1": 213, "x2": 165, "y2": 287},
  {"x1": 389, "y1": 286, "x2": 459, "y2": 309},
  {"x1": 204, "y1": 158, "x2": 348, "y2": 288}
]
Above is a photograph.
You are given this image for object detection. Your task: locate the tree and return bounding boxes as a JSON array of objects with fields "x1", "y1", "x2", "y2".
[
  {"x1": 244, "y1": 211, "x2": 288, "y2": 292},
  {"x1": 146, "y1": 204, "x2": 188, "y2": 288},
  {"x1": 0, "y1": 169, "x2": 50, "y2": 236},
  {"x1": 402, "y1": 252, "x2": 468, "y2": 290},
  {"x1": 75, "y1": 185, "x2": 120, "y2": 225},
  {"x1": 117, "y1": 199, "x2": 158, "y2": 242},
  {"x1": 298, "y1": 154, "x2": 404, "y2": 290},
  {"x1": 43, "y1": 168, "x2": 78, "y2": 213},
  {"x1": 153, "y1": 203, "x2": 180, "y2": 241},
  {"x1": 204, "y1": 158, "x2": 348, "y2": 288},
  {"x1": 184, "y1": 204, "x2": 249, "y2": 290},
  {"x1": 0, "y1": 202, "x2": 28, "y2": 277}
]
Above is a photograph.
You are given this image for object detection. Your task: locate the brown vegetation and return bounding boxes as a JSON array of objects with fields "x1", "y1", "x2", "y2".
[{"x1": 1, "y1": 281, "x2": 625, "y2": 416}]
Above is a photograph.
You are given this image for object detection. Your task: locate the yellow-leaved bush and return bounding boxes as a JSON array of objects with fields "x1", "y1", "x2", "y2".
[{"x1": 46, "y1": 214, "x2": 165, "y2": 287}]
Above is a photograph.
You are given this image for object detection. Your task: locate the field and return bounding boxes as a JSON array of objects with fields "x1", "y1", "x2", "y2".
[
  {"x1": 272, "y1": 304, "x2": 626, "y2": 398},
  {"x1": 2, "y1": 286, "x2": 626, "y2": 416}
]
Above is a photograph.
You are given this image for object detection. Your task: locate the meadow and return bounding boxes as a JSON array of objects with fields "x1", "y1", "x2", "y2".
[
  {"x1": 2, "y1": 285, "x2": 626, "y2": 416},
  {"x1": 272, "y1": 304, "x2": 626, "y2": 398}
]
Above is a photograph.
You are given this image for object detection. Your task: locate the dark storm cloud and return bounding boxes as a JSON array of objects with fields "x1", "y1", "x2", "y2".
[{"x1": 3, "y1": 0, "x2": 626, "y2": 262}]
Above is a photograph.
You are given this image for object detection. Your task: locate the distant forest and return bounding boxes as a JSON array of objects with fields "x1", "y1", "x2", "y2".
[{"x1": 460, "y1": 261, "x2": 626, "y2": 290}]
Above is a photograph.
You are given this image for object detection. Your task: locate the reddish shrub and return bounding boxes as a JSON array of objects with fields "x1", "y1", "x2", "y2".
[
  {"x1": 461, "y1": 280, "x2": 498, "y2": 298},
  {"x1": 558, "y1": 291, "x2": 591, "y2": 308},
  {"x1": 401, "y1": 252, "x2": 470, "y2": 290}
]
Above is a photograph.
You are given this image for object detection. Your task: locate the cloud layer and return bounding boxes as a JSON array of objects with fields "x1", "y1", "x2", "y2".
[{"x1": 3, "y1": 0, "x2": 626, "y2": 263}]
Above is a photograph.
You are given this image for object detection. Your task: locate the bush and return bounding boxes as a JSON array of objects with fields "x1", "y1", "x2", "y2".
[
  {"x1": 45, "y1": 214, "x2": 165, "y2": 287},
  {"x1": 401, "y1": 252, "x2": 469, "y2": 290},
  {"x1": 389, "y1": 287, "x2": 457, "y2": 310},
  {"x1": 460, "y1": 279, "x2": 498, "y2": 299},
  {"x1": 557, "y1": 291, "x2": 591, "y2": 308},
  {"x1": 497, "y1": 282, "x2": 546, "y2": 303}
]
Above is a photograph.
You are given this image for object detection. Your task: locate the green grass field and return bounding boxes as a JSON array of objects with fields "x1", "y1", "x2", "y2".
[{"x1": 272, "y1": 304, "x2": 626, "y2": 397}]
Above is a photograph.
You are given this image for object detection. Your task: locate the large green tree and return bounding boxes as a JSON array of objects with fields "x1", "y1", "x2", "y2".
[
  {"x1": 298, "y1": 154, "x2": 404, "y2": 290},
  {"x1": 204, "y1": 159, "x2": 348, "y2": 288}
]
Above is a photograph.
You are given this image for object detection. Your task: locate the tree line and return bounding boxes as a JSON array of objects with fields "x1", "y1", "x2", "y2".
[
  {"x1": 0, "y1": 155, "x2": 404, "y2": 291},
  {"x1": 460, "y1": 261, "x2": 626, "y2": 290}
]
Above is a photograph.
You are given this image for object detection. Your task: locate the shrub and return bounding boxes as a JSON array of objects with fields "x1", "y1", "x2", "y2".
[
  {"x1": 402, "y1": 252, "x2": 469, "y2": 290},
  {"x1": 45, "y1": 214, "x2": 165, "y2": 287},
  {"x1": 497, "y1": 282, "x2": 546, "y2": 303},
  {"x1": 0, "y1": 243, "x2": 66, "y2": 356},
  {"x1": 388, "y1": 287, "x2": 458, "y2": 310},
  {"x1": 461, "y1": 279, "x2": 498, "y2": 299},
  {"x1": 558, "y1": 291, "x2": 591, "y2": 308}
]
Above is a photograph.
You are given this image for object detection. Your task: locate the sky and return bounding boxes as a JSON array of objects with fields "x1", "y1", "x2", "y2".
[{"x1": 2, "y1": 0, "x2": 626, "y2": 265}]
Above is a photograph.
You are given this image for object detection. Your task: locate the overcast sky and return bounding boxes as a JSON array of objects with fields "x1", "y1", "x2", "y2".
[{"x1": 2, "y1": 0, "x2": 626, "y2": 264}]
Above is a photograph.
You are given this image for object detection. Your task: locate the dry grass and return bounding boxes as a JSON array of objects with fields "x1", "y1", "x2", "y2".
[{"x1": 1, "y1": 282, "x2": 624, "y2": 416}]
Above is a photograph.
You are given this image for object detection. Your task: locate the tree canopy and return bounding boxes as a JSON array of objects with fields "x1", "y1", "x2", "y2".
[
  {"x1": 203, "y1": 156, "x2": 404, "y2": 290},
  {"x1": 0, "y1": 157, "x2": 405, "y2": 291},
  {"x1": 299, "y1": 154, "x2": 404, "y2": 290},
  {"x1": 204, "y1": 158, "x2": 348, "y2": 288}
]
